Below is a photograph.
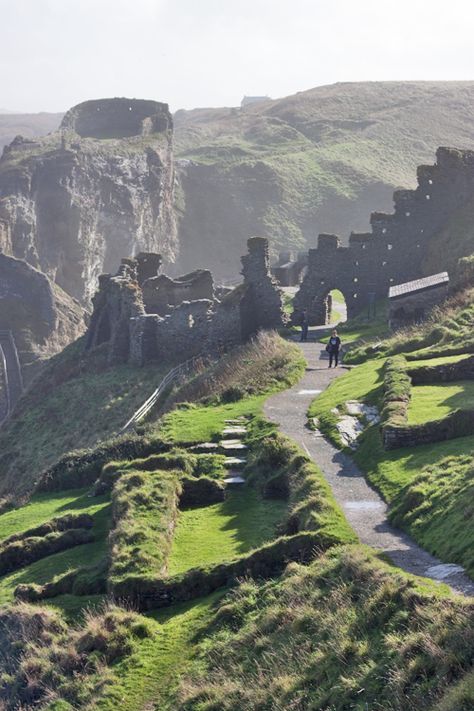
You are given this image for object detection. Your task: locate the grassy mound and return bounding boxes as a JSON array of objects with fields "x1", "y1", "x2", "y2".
[
  {"x1": 345, "y1": 288, "x2": 474, "y2": 364},
  {"x1": 0, "y1": 601, "x2": 153, "y2": 709},
  {"x1": 175, "y1": 546, "x2": 474, "y2": 711}
]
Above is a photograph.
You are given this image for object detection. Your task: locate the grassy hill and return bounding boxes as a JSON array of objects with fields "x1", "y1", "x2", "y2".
[
  {"x1": 174, "y1": 81, "x2": 474, "y2": 277},
  {"x1": 0, "y1": 326, "x2": 471, "y2": 709}
]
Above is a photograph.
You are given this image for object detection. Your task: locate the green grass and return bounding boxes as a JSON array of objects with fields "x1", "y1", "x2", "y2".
[
  {"x1": 95, "y1": 593, "x2": 222, "y2": 711},
  {"x1": 329, "y1": 288, "x2": 346, "y2": 324},
  {"x1": 409, "y1": 353, "x2": 472, "y2": 367},
  {"x1": 0, "y1": 503, "x2": 110, "y2": 606},
  {"x1": 0, "y1": 488, "x2": 108, "y2": 542},
  {"x1": 407, "y1": 380, "x2": 474, "y2": 424},
  {"x1": 309, "y1": 358, "x2": 385, "y2": 421},
  {"x1": 160, "y1": 396, "x2": 266, "y2": 444},
  {"x1": 168, "y1": 489, "x2": 288, "y2": 576}
]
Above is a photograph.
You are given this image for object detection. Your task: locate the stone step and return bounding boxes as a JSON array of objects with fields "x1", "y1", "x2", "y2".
[
  {"x1": 224, "y1": 418, "x2": 246, "y2": 424},
  {"x1": 190, "y1": 442, "x2": 220, "y2": 452},
  {"x1": 224, "y1": 475, "x2": 246, "y2": 485},
  {"x1": 222, "y1": 426, "x2": 247, "y2": 437},
  {"x1": 219, "y1": 440, "x2": 248, "y2": 454},
  {"x1": 224, "y1": 456, "x2": 247, "y2": 469}
]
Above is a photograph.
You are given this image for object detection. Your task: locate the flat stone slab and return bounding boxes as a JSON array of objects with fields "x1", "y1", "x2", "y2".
[
  {"x1": 224, "y1": 475, "x2": 246, "y2": 484},
  {"x1": 425, "y1": 563, "x2": 466, "y2": 580},
  {"x1": 224, "y1": 457, "x2": 247, "y2": 468},
  {"x1": 224, "y1": 418, "x2": 246, "y2": 424},
  {"x1": 222, "y1": 427, "x2": 247, "y2": 436},
  {"x1": 219, "y1": 440, "x2": 248, "y2": 451},
  {"x1": 190, "y1": 442, "x2": 219, "y2": 451},
  {"x1": 298, "y1": 389, "x2": 321, "y2": 395}
]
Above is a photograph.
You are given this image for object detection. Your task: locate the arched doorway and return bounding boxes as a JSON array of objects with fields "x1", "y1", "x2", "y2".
[{"x1": 328, "y1": 289, "x2": 347, "y2": 325}]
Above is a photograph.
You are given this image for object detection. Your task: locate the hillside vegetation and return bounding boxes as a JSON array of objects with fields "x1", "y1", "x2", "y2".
[
  {"x1": 175, "y1": 81, "x2": 474, "y2": 276},
  {"x1": 0, "y1": 338, "x2": 170, "y2": 501},
  {"x1": 310, "y1": 287, "x2": 474, "y2": 576}
]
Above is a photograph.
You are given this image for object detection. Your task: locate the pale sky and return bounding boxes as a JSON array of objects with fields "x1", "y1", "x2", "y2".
[{"x1": 1, "y1": 0, "x2": 474, "y2": 113}]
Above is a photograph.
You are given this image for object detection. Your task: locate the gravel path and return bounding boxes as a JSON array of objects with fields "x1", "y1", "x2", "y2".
[{"x1": 264, "y1": 337, "x2": 474, "y2": 597}]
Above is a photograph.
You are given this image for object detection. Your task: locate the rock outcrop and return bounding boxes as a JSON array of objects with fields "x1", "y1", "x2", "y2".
[
  {"x1": 0, "y1": 98, "x2": 176, "y2": 304},
  {"x1": 0, "y1": 253, "x2": 86, "y2": 384}
]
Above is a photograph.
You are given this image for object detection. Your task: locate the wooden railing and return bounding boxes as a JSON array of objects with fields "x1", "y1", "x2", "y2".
[{"x1": 119, "y1": 356, "x2": 201, "y2": 434}]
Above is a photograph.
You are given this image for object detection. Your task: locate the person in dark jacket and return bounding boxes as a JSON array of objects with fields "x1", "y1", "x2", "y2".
[
  {"x1": 326, "y1": 329, "x2": 341, "y2": 367},
  {"x1": 299, "y1": 309, "x2": 309, "y2": 342}
]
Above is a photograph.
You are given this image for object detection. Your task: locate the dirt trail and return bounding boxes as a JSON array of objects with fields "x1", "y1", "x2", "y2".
[{"x1": 264, "y1": 338, "x2": 474, "y2": 597}]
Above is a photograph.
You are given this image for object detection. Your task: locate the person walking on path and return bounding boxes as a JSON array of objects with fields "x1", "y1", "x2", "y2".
[
  {"x1": 326, "y1": 329, "x2": 341, "y2": 367},
  {"x1": 299, "y1": 309, "x2": 309, "y2": 342}
]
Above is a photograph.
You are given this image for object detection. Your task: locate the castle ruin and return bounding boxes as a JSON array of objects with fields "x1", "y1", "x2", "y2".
[
  {"x1": 292, "y1": 147, "x2": 474, "y2": 324},
  {"x1": 85, "y1": 237, "x2": 284, "y2": 366}
]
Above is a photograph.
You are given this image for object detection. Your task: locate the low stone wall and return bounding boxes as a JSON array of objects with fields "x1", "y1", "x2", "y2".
[
  {"x1": 383, "y1": 409, "x2": 474, "y2": 450},
  {"x1": 409, "y1": 355, "x2": 474, "y2": 384},
  {"x1": 381, "y1": 355, "x2": 474, "y2": 449}
]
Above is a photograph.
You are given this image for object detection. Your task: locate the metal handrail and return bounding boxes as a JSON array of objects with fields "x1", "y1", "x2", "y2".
[
  {"x1": 0, "y1": 330, "x2": 23, "y2": 424},
  {"x1": 120, "y1": 356, "x2": 200, "y2": 433}
]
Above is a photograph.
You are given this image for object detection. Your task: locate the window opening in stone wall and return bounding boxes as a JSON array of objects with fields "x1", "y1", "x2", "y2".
[
  {"x1": 382, "y1": 261, "x2": 387, "y2": 266},
  {"x1": 405, "y1": 211, "x2": 411, "y2": 217},
  {"x1": 428, "y1": 179, "x2": 433, "y2": 185},
  {"x1": 353, "y1": 293, "x2": 358, "y2": 298},
  {"x1": 426, "y1": 194, "x2": 431, "y2": 200},
  {"x1": 387, "y1": 244, "x2": 393, "y2": 250},
  {"x1": 382, "y1": 228, "x2": 387, "y2": 234},
  {"x1": 353, "y1": 277, "x2": 358, "y2": 282},
  {"x1": 361, "y1": 244, "x2": 366, "y2": 249},
  {"x1": 188, "y1": 314, "x2": 195, "y2": 328},
  {"x1": 354, "y1": 260, "x2": 359, "y2": 266}
]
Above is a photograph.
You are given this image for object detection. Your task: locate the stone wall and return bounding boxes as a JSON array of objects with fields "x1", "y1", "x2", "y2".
[
  {"x1": 383, "y1": 409, "x2": 474, "y2": 450},
  {"x1": 142, "y1": 269, "x2": 214, "y2": 316},
  {"x1": 60, "y1": 98, "x2": 172, "y2": 139},
  {"x1": 86, "y1": 238, "x2": 283, "y2": 367},
  {"x1": 293, "y1": 148, "x2": 474, "y2": 325},
  {"x1": 408, "y1": 355, "x2": 474, "y2": 384},
  {"x1": 388, "y1": 283, "x2": 450, "y2": 330},
  {"x1": 241, "y1": 237, "x2": 284, "y2": 339}
]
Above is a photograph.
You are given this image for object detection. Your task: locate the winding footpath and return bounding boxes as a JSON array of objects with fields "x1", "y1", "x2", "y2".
[{"x1": 264, "y1": 338, "x2": 474, "y2": 597}]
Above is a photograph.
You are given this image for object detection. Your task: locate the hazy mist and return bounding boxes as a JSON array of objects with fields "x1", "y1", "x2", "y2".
[{"x1": 1, "y1": 0, "x2": 474, "y2": 112}]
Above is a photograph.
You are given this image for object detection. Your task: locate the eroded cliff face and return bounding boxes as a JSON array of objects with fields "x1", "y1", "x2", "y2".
[
  {"x1": 0, "y1": 253, "x2": 86, "y2": 383},
  {"x1": 0, "y1": 98, "x2": 176, "y2": 304}
]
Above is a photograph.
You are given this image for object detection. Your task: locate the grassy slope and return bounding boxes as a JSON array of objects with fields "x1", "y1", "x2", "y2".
[
  {"x1": 309, "y1": 292, "x2": 474, "y2": 575},
  {"x1": 174, "y1": 546, "x2": 473, "y2": 711},
  {"x1": 175, "y1": 82, "x2": 474, "y2": 275},
  {"x1": 95, "y1": 593, "x2": 223, "y2": 711},
  {"x1": 0, "y1": 339, "x2": 169, "y2": 500}
]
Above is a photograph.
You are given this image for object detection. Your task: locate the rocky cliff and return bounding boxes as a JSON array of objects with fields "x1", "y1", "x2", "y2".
[
  {"x1": 0, "y1": 253, "x2": 85, "y2": 384},
  {"x1": 0, "y1": 98, "x2": 176, "y2": 304}
]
